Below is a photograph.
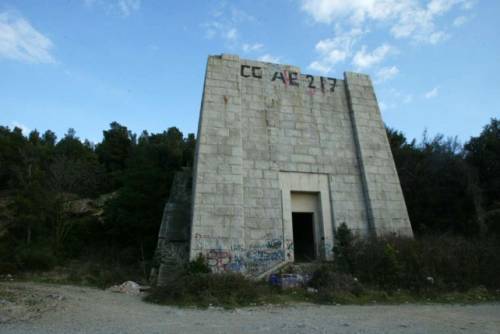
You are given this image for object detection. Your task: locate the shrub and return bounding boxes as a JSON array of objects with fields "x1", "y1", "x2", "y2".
[
  {"x1": 331, "y1": 224, "x2": 500, "y2": 292},
  {"x1": 15, "y1": 246, "x2": 56, "y2": 271},
  {"x1": 145, "y1": 271, "x2": 266, "y2": 308},
  {"x1": 0, "y1": 262, "x2": 17, "y2": 275},
  {"x1": 309, "y1": 264, "x2": 363, "y2": 303},
  {"x1": 146, "y1": 256, "x2": 270, "y2": 308},
  {"x1": 185, "y1": 254, "x2": 210, "y2": 274},
  {"x1": 333, "y1": 223, "x2": 355, "y2": 273}
]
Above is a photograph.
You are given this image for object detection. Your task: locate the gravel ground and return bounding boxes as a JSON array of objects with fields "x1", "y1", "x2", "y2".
[{"x1": 1, "y1": 282, "x2": 499, "y2": 334}]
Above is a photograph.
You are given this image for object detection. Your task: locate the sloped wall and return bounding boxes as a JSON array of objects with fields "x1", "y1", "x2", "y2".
[{"x1": 189, "y1": 54, "x2": 412, "y2": 277}]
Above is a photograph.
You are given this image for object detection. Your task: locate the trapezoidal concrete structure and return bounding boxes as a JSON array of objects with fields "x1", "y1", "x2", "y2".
[{"x1": 189, "y1": 54, "x2": 412, "y2": 277}]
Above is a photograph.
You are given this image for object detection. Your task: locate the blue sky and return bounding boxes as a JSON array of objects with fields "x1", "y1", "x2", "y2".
[{"x1": 1, "y1": 0, "x2": 499, "y2": 143}]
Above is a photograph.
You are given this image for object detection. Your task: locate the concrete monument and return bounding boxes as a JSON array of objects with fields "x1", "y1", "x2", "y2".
[{"x1": 155, "y1": 54, "x2": 412, "y2": 282}]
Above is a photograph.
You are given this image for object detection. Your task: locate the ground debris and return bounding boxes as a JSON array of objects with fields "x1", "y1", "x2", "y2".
[{"x1": 107, "y1": 281, "x2": 143, "y2": 295}]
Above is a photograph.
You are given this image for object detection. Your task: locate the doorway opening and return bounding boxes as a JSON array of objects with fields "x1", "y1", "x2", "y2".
[{"x1": 292, "y1": 212, "x2": 316, "y2": 262}]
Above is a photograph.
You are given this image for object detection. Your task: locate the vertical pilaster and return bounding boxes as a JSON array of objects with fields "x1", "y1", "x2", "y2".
[
  {"x1": 189, "y1": 55, "x2": 245, "y2": 264},
  {"x1": 344, "y1": 72, "x2": 413, "y2": 236}
]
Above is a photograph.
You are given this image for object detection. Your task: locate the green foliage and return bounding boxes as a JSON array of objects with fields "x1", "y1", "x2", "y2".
[
  {"x1": 15, "y1": 244, "x2": 56, "y2": 271},
  {"x1": 464, "y1": 118, "x2": 500, "y2": 236},
  {"x1": 145, "y1": 270, "x2": 265, "y2": 308},
  {"x1": 185, "y1": 254, "x2": 211, "y2": 274},
  {"x1": 311, "y1": 225, "x2": 500, "y2": 303},
  {"x1": 95, "y1": 122, "x2": 134, "y2": 174},
  {"x1": 465, "y1": 119, "x2": 500, "y2": 206},
  {"x1": 332, "y1": 223, "x2": 355, "y2": 273},
  {"x1": 0, "y1": 122, "x2": 195, "y2": 273},
  {"x1": 309, "y1": 265, "x2": 364, "y2": 303},
  {"x1": 103, "y1": 127, "x2": 194, "y2": 262},
  {"x1": 386, "y1": 127, "x2": 481, "y2": 235},
  {"x1": 328, "y1": 224, "x2": 500, "y2": 292},
  {"x1": 1, "y1": 118, "x2": 500, "y2": 279}
]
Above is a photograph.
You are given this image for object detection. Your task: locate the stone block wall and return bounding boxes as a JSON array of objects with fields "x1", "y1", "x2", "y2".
[{"x1": 189, "y1": 54, "x2": 412, "y2": 277}]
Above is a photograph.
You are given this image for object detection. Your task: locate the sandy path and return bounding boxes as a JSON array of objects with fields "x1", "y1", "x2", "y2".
[{"x1": 1, "y1": 282, "x2": 499, "y2": 334}]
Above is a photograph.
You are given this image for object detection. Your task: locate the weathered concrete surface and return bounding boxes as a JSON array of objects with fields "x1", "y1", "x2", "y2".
[
  {"x1": 2, "y1": 283, "x2": 499, "y2": 334},
  {"x1": 152, "y1": 168, "x2": 192, "y2": 286},
  {"x1": 189, "y1": 54, "x2": 412, "y2": 276},
  {"x1": 189, "y1": 55, "x2": 412, "y2": 276}
]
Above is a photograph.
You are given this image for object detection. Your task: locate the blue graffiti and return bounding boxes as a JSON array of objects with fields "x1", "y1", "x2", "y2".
[
  {"x1": 266, "y1": 239, "x2": 282, "y2": 249},
  {"x1": 246, "y1": 249, "x2": 284, "y2": 262}
]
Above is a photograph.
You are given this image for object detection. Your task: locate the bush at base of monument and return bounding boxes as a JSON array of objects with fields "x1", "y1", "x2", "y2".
[
  {"x1": 144, "y1": 271, "x2": 270, "y2": 308},
  {"x1": 144, "y1": 225, "x2": 500, "y2": 307},
  {"x1": 330, "y1": 226, "x2": 500, "y2": 292}
]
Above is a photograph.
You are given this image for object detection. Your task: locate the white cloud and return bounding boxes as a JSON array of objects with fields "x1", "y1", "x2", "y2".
[
  {"x1": 300, "y1": 0, "x2": 396, "y2": 24},
  {"x1": 379, "y1": 101, "x2": 399, "y2": 111},
  {"x1": 308, "y1": 27, "x2": 363, "y2": 74},
  {"x1": 353, "y1": 43, "x2": 394, "y2": 69},
  {"x1": 204, "y1": 21, "x2": 220, "y2": 39},
  {"x1": 375, "y1": 65, "x2": 399, "y2": 82},
  {"x1": 202, "y1": 3, "x2": 254, "y2": 45},
  {"x1": 83, "y1": 0, "x2": 141, "y2": 17},
  {"x1": 242, "y1": 43, "x2": 263, "y2": 53},
  {"x1": 0, "y1": 12, "x2": 55, "y2": 64},
  {"x1": 453, "y1": 15, "x2": 468, "y2": 27},
  {"x1": 11, "y1": 121, "x2": 30, "y2": 135},
  {"x1": 301, "y1": 0, "x2": 475, "y2": 44},
  {"x1": 117, "y1": 0, "x2": 141, "y2": 17},
  {"x1": 308, "y1": 60, "x2": 333, "y2": 73},
  {"x1": 229, "y1": 7, "x2": 255, "y2": 23},
  {"x1": 258, "y1": 54, "x2": 280, "y2": 63},
  {"x1": 380, "y1": 88, "x2": 413, "y2": 109},
  {"x1": 424, "y1": 86, "x2": 439, "y2": 99},
  {"x1": 461, "y1": 0, "x2": 477, "y2": 10},
  {"x1": 225, "y1": 28, "x2": 238, "y2": 41}
]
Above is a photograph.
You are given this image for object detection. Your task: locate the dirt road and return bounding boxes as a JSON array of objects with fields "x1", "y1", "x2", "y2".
[{"x1": 1, "y1": 282, "x2": 499, "y2": 333}]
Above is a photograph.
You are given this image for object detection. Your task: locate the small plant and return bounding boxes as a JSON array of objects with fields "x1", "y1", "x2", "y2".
[
  {"x1": 144, "y1": 271, "x2": 269, "y2": 308},
  {"x1": 15, "y1": 245, "x2": 56, "y2": 271},
  {"x1": 309, "y1": 264, "x2": 364, "y2": 303},
  {"x1": 184, "y1": 253, "x2": 210, "y2": 274},
  {"x1": 333, "y1": 223, "x2": 356, "y2": 273}
]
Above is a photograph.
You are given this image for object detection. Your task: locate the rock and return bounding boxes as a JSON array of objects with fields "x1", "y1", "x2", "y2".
[
  {"x1": 107, "y1": 281, "x2": 142, "y2": 295},
  {"x1": 47, "y1": 294, "x2": 65, "y2": 301}
]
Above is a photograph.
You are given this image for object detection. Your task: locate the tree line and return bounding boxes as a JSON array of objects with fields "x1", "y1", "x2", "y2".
[
  {"x1": 0, "y1": 119, "x2": 498, "y2": 273},
  {"x1": 387, "y1": 118, "x2": 499, "y2": 237},
  {"x1": 0, "y1": 122, "x2": 195, "y2": 271}
]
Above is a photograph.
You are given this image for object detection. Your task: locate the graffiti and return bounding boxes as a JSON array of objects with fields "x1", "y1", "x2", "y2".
[
  {"x1": 266, "y1": 239, "x2": 282, "y2": 249},
  {"x1": 225, "y1": 255, "x2": 245, "y2": 272},
  {"x1": 271, "y1": 70, "x2": 299, "y2": 87},
  {"x1": 241, "y1": 65, "x2": 262, "y2": 78},
  {"x1": 207, "y1": 249, "x2": 232, "y2": 272},
  {"x1": 230, "y1": 244, "x2": 244, "y2": 251},
  {"x1": 194, "y1": 234, "x2": 222, "y2": 250},
  {"x1": 271, "y1": 71, "x2": 286, "y2": 84},
  {"x1": 194, "y1": 233, "x2": 211, "y2": 239},
  {"x1": 204, "y1": 238, "x2": 287, "y2": 275},
  {"x1": 246, "y1": 248, "x2": 284, "y2": 263},
  {"x1": 306, "y1": 74, "x2": 316, "y2": 89},
  {"x1": 159, "y1": 242, "x2": 189, "y2": 264},
  {"x1": 241, "y1": 65, "x2": 337, "y2": 93}
]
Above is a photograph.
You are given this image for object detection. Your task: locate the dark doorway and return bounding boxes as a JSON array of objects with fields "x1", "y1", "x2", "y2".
[{"x1": 292, "y1": 212, "x2": 315, "y2": 262}]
